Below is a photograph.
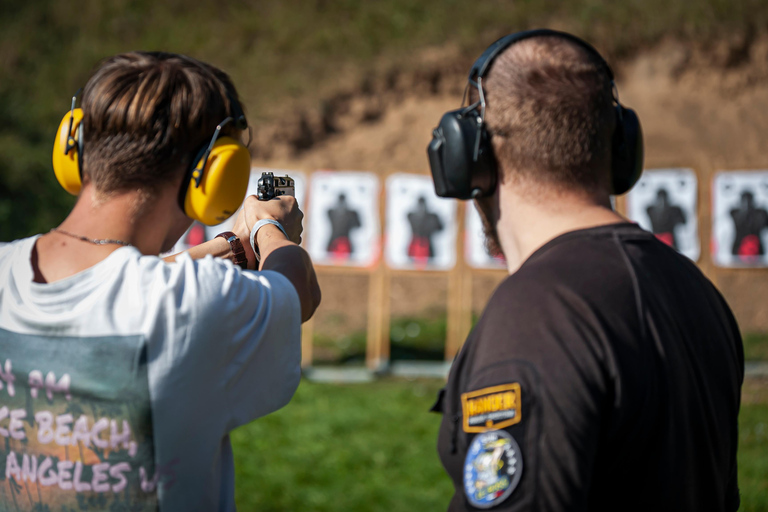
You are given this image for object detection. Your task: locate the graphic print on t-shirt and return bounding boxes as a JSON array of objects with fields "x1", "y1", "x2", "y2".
[
  {"x1": 385, "y1": 173, "x2": 457, "y2": 270},
  {"x1": 712, "y1": 171, "x2": 768, "y2": 267},
  {"x1": 307, "y1": 171, "x2": 380, "y2": 267},
  {"x1": 626, "y1": 169, "x2": 699, "y2": 261},
  {"x1": 0, "y1": 329, "x2": 158, "y2": 511}
]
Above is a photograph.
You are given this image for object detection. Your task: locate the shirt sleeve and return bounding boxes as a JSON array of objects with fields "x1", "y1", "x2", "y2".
[
  {"x1": 180, "y1": 255, "x2": 302, "y2": 430},
  {"x1": 452, "y1": 289, "x2": 611, "y2": 511},
  {"x1": 456, "y1": 361, "x2": 604, "y2": 511}
]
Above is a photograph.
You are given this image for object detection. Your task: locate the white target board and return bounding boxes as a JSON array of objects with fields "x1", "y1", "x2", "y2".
[
  {"x1": 626, "y1": 168, "x2": 699, "y2": 261},
  {"x1": 307, "y1": 171, "x2": 380, "y2": 267},
  {"x1": 465, "y1": 204, "x2": 507, "y2": 270},
  {"x1": 384, "y1": 173, "x2": 457, "y2": 270},
  {"x1": 712, "y1": 171, "x2": 768, "y2": 267}
]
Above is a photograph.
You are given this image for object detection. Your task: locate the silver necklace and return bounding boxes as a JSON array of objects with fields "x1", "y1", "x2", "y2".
[{"x1": 50, "y1": 227, "x2": 131, "y2": 247}]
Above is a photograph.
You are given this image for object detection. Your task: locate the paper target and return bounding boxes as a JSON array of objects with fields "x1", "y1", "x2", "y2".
[
  {"x1": 626, "y1": 169, "x2": 699, "y2": 261},
  {"x1": 465, "y1": 204, "x2": 507, "y2": 270},
  {"x1": 712, "y1": 171, "x2": 768, "y2": 267},
  {"x1": 307, "y1": 171, "x2": 381, "y2": 267},
  {"x1": 384, "y1": 173, "x2": 457, "y2": 270}
]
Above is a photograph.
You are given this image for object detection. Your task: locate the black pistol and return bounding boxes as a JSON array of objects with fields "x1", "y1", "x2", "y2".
[{"x1": 257, "y1": 172, "x2": 295, "y2": 200}]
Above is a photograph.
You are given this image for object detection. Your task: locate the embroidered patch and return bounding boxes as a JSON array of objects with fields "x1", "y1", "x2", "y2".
[
  {"x1": 463, "y1": 430, "x2": 523, "y2": 509},
  {"x1": 461, "y1": 383, "x2": 521, "y2": 433}
]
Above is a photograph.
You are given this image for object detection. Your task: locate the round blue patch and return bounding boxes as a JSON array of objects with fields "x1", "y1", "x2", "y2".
[{"x1": 463, "y1": 429, "x2": 523, "y2": 509}]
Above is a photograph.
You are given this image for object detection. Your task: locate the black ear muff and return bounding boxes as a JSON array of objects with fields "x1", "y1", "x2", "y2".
[
  {"x1": 428, "y1": 107, "x2": 497, "y2": 200},
  {"x1": 610, "y1": 105, "x2": 644, "y2": 195},
  {"x1": 428, "y1": 28, "x2": 645, "y2": 200}
]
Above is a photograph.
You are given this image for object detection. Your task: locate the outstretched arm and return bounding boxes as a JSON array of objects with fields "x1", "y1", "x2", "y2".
[
  {"x1": 233, "y1": 195, "x2": 321, "y2": 322},
  {"x1": 163, "y1": 236, "x2": 235, "y2": 264}
]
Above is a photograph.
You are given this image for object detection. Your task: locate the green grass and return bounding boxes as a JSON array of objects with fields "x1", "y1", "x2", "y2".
[
  {"x1": 739, "y1": 402, "x2": 768, "y2": 511},
  {"x1": 231, "y1": 378, "x2": 452, "y2": 512},
  {"x1": 390, "y1": 316, "x2": 448, "y2": 361},
  {"x1": 744, "y1": 333, "x2": 768, "y2": 361},
  {"x1": 231, "y1": 378, "x2": 768, "y2": 512}
]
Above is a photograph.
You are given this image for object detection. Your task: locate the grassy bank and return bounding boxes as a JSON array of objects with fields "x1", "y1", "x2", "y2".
[
  {"x1": 232, "y1": 377, "x2": 768, "y2": 511},
  {"x1": 745, "y1": 333, "x2": 768, "y2": 361}
]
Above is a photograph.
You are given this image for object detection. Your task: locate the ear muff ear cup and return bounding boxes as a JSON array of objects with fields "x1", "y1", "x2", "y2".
[
  {"x1": 610, "y1": 105, "x2": 644, "y2": 195},
  {"x1": 52, "y1": 108, "x2": 84, "y2": 195},
  {"x1": 428, "y1": 108, "x2": 497, "y2": 199},
  {"x1": 180, "y1": 136, "x2": 251, "y2": 225}
]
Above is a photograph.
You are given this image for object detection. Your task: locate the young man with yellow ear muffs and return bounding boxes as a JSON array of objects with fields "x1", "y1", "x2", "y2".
[
  {"x1": 0, "y1": 51, "x2": 320, "y2": 511},
  {"x1": 427, "y1": 30, "x2": 743, "y2": 511}
]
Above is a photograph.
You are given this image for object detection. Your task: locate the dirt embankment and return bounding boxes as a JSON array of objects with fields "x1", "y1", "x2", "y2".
[{"x1": 253, "y1": 34, "x2": 768, "y2": 334}]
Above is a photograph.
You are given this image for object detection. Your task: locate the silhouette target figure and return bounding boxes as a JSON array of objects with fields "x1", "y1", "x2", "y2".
[
  {"x1": 646, "y1": 188, "x2": 687, "y2": 249},
  {"x1": 406, "y1": 196, "x2": 444, "y2": 263},
  {"x1": 326, "y1": 193, "x2": 361, "y2": 259},
  {"x1": 730, "y1": 190, "x2": 768, "y2": 260}
]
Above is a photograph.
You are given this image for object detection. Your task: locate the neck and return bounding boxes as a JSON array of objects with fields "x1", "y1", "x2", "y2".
[
  {"x1": 495, "y1": 181, "x2": 625, "y2": 273},
  {"x1": 32, "y1": 183, "x2": 189, "y2": 284},
  {"x1": 57, "y1": 184, "x2": 185, "y2": 256}
]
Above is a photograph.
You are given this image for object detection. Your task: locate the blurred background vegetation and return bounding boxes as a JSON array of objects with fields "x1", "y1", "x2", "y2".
[{"x1": 3, "y1": 0, "x2": 768, "y2": 240}]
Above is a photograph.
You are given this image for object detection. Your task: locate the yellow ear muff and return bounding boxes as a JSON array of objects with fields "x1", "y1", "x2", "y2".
[
  {"x1": 183, "y1": 136, "x2": 251, "y2": 225},
  {"x1": 52, "y1": 108, "x2": 84, "y2": 196}
]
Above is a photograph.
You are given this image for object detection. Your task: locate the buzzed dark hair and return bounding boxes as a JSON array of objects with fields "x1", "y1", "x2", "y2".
[
  {"x1": 479, "y1": 36, "x2": 616, "y2": 193},
  {"x1": 81, "y1": 52, "x2": 243, "y2": 195}
]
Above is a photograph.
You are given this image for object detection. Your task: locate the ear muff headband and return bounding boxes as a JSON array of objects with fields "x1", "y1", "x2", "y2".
[
  {"x1": 427, "y1": 28, "x2": 644, "y2": 199},
  {"x1": 177, "y1": 113, "x2": 251, "y2": 226},
  {"x1": 469, "y1": 29, "x2": 614, "y2": 84},
  {"x1": 177, "y1": 92, "x2": 251, "y2": 225}
]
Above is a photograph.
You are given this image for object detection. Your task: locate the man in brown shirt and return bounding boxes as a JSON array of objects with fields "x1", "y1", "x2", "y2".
[{"x1": 429, "y1": 30, "x2": 743, "y2": 512}]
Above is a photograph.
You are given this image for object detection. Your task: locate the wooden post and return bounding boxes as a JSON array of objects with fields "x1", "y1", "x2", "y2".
[
  {"x1": 300, "y1": 316, "x2": 314, "y2": 368},
  {"x1": 460, "y1": 270, "x2": 474, "y2": 342},
  {"x1": 366, "y1": 263, "x2": 391, "y2": 371},
  {"x1": 445, "y1": 202, "x2": 469, "y2": 361},
  {"x1": 366, "y1": 180, "x2": 391, "y2": 372}
]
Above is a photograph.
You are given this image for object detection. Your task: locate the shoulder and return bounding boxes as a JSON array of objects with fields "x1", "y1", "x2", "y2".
[
  {"x1": 0, "y1": 236, "x2": 38, "y2": 276},
  {"x1": 152, "y1": 252, "x2": 298, "y2": 308},
  {"x1": 473, "y1": 232, "x2": 646, "y2": 365},
  {"x1": 0, "y1": 236, "x2": 35, "y2": 257},
  {"x1": 485, "y1": 234, "x2": 634, "y2": 320}
]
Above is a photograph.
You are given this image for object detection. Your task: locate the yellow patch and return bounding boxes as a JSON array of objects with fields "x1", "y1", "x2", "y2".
[{"x1": 461, "y1": 383, "x2": 521, "y2": 433}]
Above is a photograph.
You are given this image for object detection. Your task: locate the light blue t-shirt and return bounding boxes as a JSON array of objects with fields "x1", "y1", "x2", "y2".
[{"x1": 0, "y1": 236, "x2": 302, "y2": 511}]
